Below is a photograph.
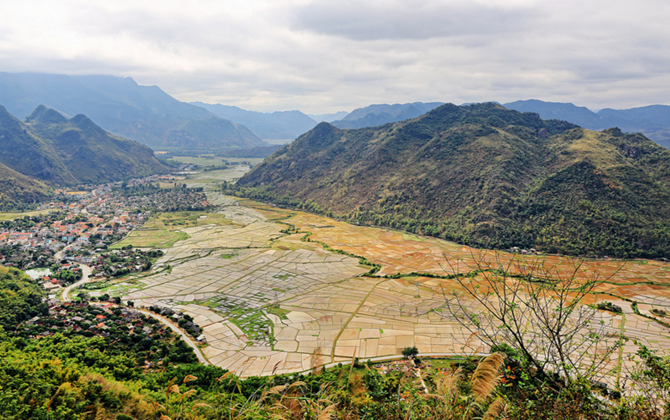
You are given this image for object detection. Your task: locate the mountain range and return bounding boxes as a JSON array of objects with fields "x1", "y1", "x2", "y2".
[
  {"x1": 237, "y1": 103, "x2": 670, "y2": 259},
  {"x1": 0, "y1": 73, "x2": 263, "y2": 150},
  {"x1": 331, "y1": 102, "x2": 444, "y2": 129},
  {"x1": 504, "y1": 99, "x2": 670, "y2": 148},
  {"x1": 4, "y1": 73, "x2": 670, "y2": 152},
  {"x1": 191, "y1": 102, "x2": 318, "y2": 140},
  {"x1": 308, "y1": 111, "x2": 349, "y2": 122},
  {"x1": 0, "y1": 105, "x2": 168, "y2": 188}
]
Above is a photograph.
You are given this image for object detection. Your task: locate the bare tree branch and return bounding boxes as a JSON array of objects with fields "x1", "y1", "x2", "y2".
[{"x1": 441, "y1": 250, "x2": 624, "y2": 389}]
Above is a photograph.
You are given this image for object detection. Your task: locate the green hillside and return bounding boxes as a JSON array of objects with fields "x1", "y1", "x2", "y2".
[
  {"x1": 0, "y1": 105, "x2": 169, "y2": 185},
  {"x1": 236, "y1": 103, "x2": 670, "y2": 259},
  {"x1": 0, "y1": 106, "x2": 77, "y2": 185},
  {"x1": 0, "y1": 162, "x2": 51, "y2": 211}
]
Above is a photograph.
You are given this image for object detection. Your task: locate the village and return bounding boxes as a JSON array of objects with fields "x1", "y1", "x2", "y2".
[{"x1": 0, "y1": 175, "x2": 210, "y2": 290}]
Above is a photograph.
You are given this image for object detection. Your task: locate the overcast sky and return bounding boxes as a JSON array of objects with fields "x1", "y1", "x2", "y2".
[{"x1": 1, "y1": 0, "x2": 669, "y2": 113}]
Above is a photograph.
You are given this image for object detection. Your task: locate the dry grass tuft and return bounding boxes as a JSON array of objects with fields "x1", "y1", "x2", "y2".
[
  {"x1": 317, "y1": 403, "x2": 338, "y2": 420},
  {"x1": 482, "y1": 396, "x2": 507, "y2": 420},
  {"x1": 311, "y1": 345, "x2": 324, "y2": 374},
  {"x1": 259, "y1": 384, "x2": 289, "y2": 402},
  {"x1": 470, "y1": 353, "x2": 505, "y2": 402},
  {"x1": 272, "y1": 361, "x2": 282, "y2": 375},
  {"x1": 435, "y1": 367, "x2": 463, "y2": 402}
]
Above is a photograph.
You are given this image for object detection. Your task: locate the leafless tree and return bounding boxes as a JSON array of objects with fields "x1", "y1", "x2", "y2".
[{"x1": 441, "y1": 251, "x2": 624, "y2": 390}]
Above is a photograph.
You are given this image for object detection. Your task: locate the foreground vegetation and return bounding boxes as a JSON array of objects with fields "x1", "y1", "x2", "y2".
[
  {"x1": 2, "y1": 263, "x2": 670, "y2": 419},
  {"x1": 3, "y1": 332, "x2": 670, "y2": 420}
]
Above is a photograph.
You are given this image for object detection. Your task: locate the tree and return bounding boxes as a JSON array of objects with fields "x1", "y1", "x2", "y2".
[
  {"x1": 0, "y1": 267, "x2": 47, "y2": 330},
  {"x1": 442, "y1": 251, "x2": 623, "y2": 390},
  {"x1": 402, "y1": 346, "x2": 419, "y2": 359}
]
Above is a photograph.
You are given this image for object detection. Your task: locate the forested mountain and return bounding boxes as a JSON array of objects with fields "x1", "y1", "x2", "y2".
[
  {"x1": 191, "y1": 102, "x2": 318, "y2": 140},
  {"x1": 504, "y1": 99, "x2": 670, "y2": 148},
  {"x1": 0, "y1": 162, "x2": 51, "y2": 211},
  {"x1": 0, "y1": 105, "x2": 169, "y2": 185},
  {"x1": 0, "y1": 73, "x2": 262, "y2": 149},
  {"x1": 237, "y1": 103, "x2": 670, "y2": 258},
  {"x1": 331, "y1": 102, "x2": 444, "y2": 129}
]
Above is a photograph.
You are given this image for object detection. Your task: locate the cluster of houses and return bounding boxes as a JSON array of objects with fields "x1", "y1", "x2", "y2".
[
  {"x1": 86, "y1": 248, "x2": 163, "y2": 278},
  {"x1": 148, "y1": 305, "x2": 205, "y2": 342},
  {"x1": 22, "y1": 301, "x2": 167, "y2": 340},
  {"x1": 2, "y1": 173, "x2": 210, "y2": 263},
  {"x1": 122, "y1": 189, "x2": 210, "y2": 212},
  {"x1": 2, "y1": 201, "x2": 148, "y2": 254},
  {"x1": 41, "y1": 262, "x2": 82, "y2": 289}
]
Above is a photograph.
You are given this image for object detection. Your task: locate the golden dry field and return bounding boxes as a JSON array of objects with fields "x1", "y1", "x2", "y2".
[{"x1": 100, "y1": 189, "x2": 670, "y2": 379}]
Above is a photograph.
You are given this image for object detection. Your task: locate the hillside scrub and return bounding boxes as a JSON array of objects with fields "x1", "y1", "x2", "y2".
[{"x1": 234, "y1": 103, "x2": 670, "y2": 260}]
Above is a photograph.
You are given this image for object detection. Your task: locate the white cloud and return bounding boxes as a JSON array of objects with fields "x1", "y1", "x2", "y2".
[{"x1": 0, "y1": 0, "x2": 669, "y2": 112}]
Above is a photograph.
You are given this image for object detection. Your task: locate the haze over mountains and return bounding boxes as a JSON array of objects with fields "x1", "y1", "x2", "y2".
[
  {"x1": 504, "y1": 99, "x2": 670, "y2": 148},
  {"x1": 0, "y1": 73, "x2": 262, "y2": 150},
  {"x1": 4, "y1": 72, "x2": 670, "y2": 151},
  {"x1": 191, "y1": 102, "x2": 318, "y2": 141},
  {"x1": 308, "y1": 111, "x2": 349, "y2": 123},
  {"x1": 0, "y1": 105, "x2": 168, "y2": 187},
  {"x1": 331, "y1": 102, "x2": 444, "y2": 129},
  {"x1": 238, "y1": 103, "x2": 670, "y2": 259}
]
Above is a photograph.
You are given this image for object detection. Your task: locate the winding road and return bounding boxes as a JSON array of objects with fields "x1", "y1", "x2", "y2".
[
  {"x1": 56, "y1": 246, "x2": 94, "y2": 302},
  {"x1": 56, "y1": 250, "x2": 209, "y2": 365},
  {"x1": 135, "y1": 308, "x2": 210, "y2": 366},
  {"x1": 60, "y1": 263, "x2": 92, "y2": 302}
]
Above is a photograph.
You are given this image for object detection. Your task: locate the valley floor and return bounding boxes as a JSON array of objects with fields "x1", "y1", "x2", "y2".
[{"x1": 80, "y1": 170, "x2": 670, "y2": 384}]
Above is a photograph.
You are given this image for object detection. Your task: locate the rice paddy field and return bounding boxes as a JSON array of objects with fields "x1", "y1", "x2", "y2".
[
  {"x1": 101, "y1": 169, "x2": 670, "y2": 380},
  {"x1": 110, "y1": 211, "x2": 235, "y2": 249}
]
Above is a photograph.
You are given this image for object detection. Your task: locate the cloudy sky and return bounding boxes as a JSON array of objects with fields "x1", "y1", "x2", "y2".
[{"x1": 1, "y1": 0, "x2": 669, "y2": 113}]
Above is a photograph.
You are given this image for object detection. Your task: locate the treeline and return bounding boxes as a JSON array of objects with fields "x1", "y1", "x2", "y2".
[
  {"x1": 0, "y1": 211, "x2": 66, "y2": 230},
  {"x1": 222, "y1": 183, "x2": 670, "y2": 260},
  {"x1": 115, "y1": 182, "x2": 204, "y2": 197}
]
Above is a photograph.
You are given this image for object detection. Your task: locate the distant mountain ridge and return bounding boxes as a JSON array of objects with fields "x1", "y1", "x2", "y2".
[
  {"x1": 504, "y1": 99, "x2": 670, "y2": 148},
  {"x1": 191, "y1": 102, "x2": 318, "y2": 140},
  {"x1": 308, "y1": 111, "x2": 349, "y2": 122},
  {"x1": 237, "y1": 103, "x2": 670, "y2": 259},
  {"x1": 331, "y1": 102, "x2": 444, "y2": 129},
  {"x1": 0, "y1": 73, "x2": 263, "y2": 149},
  {"x1": 0, "y1": 105, "x2": 169, "y2": 186},
  {"x1": 165, "y1": 118, "x2": 262, "y2": 149}
]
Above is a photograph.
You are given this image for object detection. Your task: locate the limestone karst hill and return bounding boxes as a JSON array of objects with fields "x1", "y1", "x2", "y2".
[{"x1": 237, "y1": 102, "x2": 670, "y2": 258}]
